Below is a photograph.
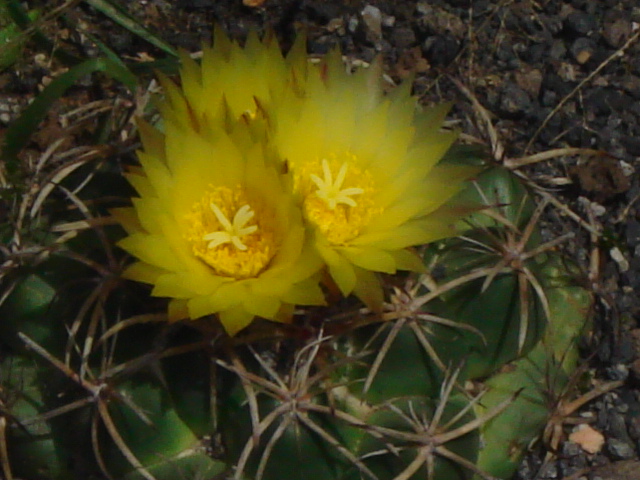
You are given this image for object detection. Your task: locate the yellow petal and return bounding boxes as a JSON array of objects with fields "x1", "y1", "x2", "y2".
[
  {"x1": 282, "y1": 278, "x2": 326, "y2": 306},
  {"x1": 118, "y1": 233, "x2": 183, "y2": 273},
  {"x1": 152, "y1": 272, "x2": 225, "y2": 298},
  {"x1": 219, "y1": 308, "x2": 255, "y2": 336},
  {"x1": 136, "y1": 151, "x2": 173, "y2": 200},
  {"x1": 136, "y1": 118, "x2": 166, "y2": 161},
  {"x1": 352, "y1": 267, "x2": 383, "y2": 311},
  {"x1": 388, "y1": 248, "x2": 426, "y2": 273},
  {"x1": 242, "y1": 294, "x2": 281, "y2": 319},
  {"x1": 124, "y1": 171, "x2": 154, "y2": 199},
  {"x1": 354, "y1": 219, "x2": 455, "y2": 250},
  {"x1": 122, "y1": 261, "x2": 165, "y2": 285},
  {"x1": 168, "y1": 299, "x2": 189, "y2": 322},
  {"x1": 340, "y1": 246, "x2": 397, "y2": 274},
  {"x1": 319, "y1": 243, "x2": 356, "y2": 295},
  {"x1": 110, "y1": 207, "x2": 142, "y2": 235}
]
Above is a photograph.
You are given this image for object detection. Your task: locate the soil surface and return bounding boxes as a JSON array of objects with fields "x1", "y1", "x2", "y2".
[{"x1": 2, "y1": 1, "x2": 640, "y2": 479}]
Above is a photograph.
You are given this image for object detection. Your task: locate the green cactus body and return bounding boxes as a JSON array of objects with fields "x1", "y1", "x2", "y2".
[
  {"x1": 102, "y1": 373, "x2": 225, "y2": 480},
  {"x1": 424, "y1": 263, "x2": 548, "y2": 380},
  {"x1": 0, "y1": 273, "x2": 60, "y2": 354},
  {"x1": 1, "y1": 355, "x2": 73, "y2": 480},
  {"x1": 342, "y1": 322, "x2": 445, "y2": 403},
  {"x1": 473, "y1": 254, "x2": 591, "y2": 479},
  {"x1": 419, "y1": 167, "x2": 548, "y2": 378},
  {"x1": 220, "y1": 385, "x2": 353, "y2": 480},
  {"x1": 350, "y1": 395, "x2": 479, "y2": 480}
]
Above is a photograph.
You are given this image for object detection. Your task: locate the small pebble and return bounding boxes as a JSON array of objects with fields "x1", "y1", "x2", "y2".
[
  {"x1": 565, "y1": 11, "x2": 598, "y2": 35},
  {"x1": 361, "y1": 5, "x2": 382, "y2": 40},
  {"x1": 498, "y1": 82, "x2": 531, "y2": 118},
  {"x1": 607, "y1": 438, "x2": 636, "y2": 460},
  {"x1": 570, "y1": 37, "x2": 596, "y2": 64},
  {"x1": 603, "y1": 17, "x2": 632, "y2": 47}
]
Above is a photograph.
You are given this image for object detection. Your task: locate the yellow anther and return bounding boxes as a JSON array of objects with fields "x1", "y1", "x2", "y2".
[
  {"x1": 310, "y1": 159, "x2": 364, "y2": 210},
  {"x1": 203, "y1": 203, "x2": 258, "y2": 251}
]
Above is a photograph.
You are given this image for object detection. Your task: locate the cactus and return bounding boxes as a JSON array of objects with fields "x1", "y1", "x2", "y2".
[{"x1": 0, "y1": 31, "x2": 595, "y2": 480}]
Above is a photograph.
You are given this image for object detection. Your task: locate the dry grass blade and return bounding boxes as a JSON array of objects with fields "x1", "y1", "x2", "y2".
[
  {"x1": 449, "y1": 76, "x2": 504, "y2": 161},
  {"x1": 51, "y1": 216, "x2": 117, "y2": 233},
  {"x1": 504, "y1": 147, "x2": 613, "y2": 169},
  {"x1": 556, "y1": 380, "x2": 624, "y2": 420},
  {"x1": 29, "y1": 156, "x2": 92, "y2": 218}
]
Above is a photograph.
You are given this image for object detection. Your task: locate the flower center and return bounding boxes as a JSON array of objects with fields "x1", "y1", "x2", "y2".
[
  {"x1": 185, "y1": 186, "x2": 276, "y2": 278},
  {"x1": 294, "y1": 153, "x2": 379, "y2": 245},
  {"x1": 310, "y1": 159, "x2": 364, "y2": 210},
  {"x1": 203, "y1": 203, "x2": 257, "y2": 251}
]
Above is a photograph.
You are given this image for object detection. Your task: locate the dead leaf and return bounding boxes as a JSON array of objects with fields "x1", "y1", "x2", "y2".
[
  {"x1": 568, "y1": 424, "x2": 605, "y2": 454},
  {"x1": 570, "y1": 157, "x2": 631, "y2": 202}
]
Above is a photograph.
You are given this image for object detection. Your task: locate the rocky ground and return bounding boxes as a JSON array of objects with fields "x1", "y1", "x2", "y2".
[{"x1": 2, "y1": 1, "x2": 640, "y2": 479}]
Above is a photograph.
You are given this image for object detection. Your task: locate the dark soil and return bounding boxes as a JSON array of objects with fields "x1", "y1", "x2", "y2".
[{"x1": 2, "y1": 1, "x2": 640, "y2": 479}]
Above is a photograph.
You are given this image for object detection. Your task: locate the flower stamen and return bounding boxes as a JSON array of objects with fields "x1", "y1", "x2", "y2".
[
  {"x1": 203, "y1": 203, "x2": 258, "y2": 251},
  {"x1": 310, "y1": 159, "x2": 364, "y2": 210}
]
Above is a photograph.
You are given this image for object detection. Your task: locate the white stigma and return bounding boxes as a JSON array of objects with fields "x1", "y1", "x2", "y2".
[
  {"x1": 310, "y1": 159, "x2": 364, "y2": 210},
  {"x1": 203, "y1": 203, "x2": 258, "y2": 251}
]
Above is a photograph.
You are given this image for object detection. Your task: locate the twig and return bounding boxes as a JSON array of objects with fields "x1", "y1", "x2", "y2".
[{"x1": 505, "y1": 148, "x2": 612, "y2": 169}]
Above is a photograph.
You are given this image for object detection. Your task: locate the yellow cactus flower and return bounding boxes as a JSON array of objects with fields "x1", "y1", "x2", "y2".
[
  {"x1": 114, "y1": 114, "x2": 324, "y2": 336},
  {"x1": 271, "y1": 51, "x2": 477, "y2": 308},
  {"x1": 166, "y1": 27, "x2": 307, "y2": 131},
  {"x1": 117, "y1": 28, "x2": 476, "y2": 329}
]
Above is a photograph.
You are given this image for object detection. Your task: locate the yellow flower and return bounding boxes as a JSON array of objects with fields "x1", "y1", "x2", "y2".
[
  {"x1": 162, "y1": 27, "x2": 307, "y2": 132},
  {"x1": 114, "y1": 114, "x2": 324, "y2": 335},
  {"x1": 117, "y1": 28, "x2": 476, "y2": 329},
  {"x1": 271, "y1": 51, "x2": 477, "y2": 308}
]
